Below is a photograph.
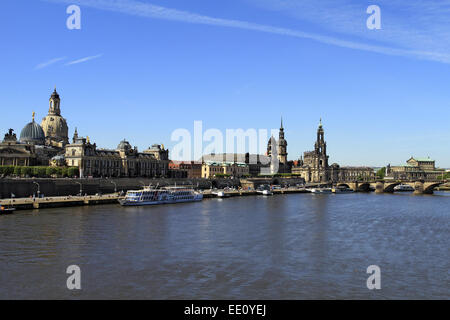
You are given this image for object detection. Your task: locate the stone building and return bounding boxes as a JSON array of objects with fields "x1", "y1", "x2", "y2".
[
  {"x1": 169, "y1": 161, "x2": 202, "y2": 178},
  {"x1": 292, "y1": 120, "x2": 375, "y2": 183},
  {"x1": 0, "y1": 129, "x2": 36, "y2": 166},
  {"x1": 201, "y1": 159, "x2": 249, "y2": 178},
  {"x1": 292, "y1": 119, "x2": 329, "y2": 182},
  {"x1": 266, "y1": 119, "x2": 292, "y2": 174},
  {"x1": 64, "y1": 130, "x2": 169, "y2": 178},
  {"x1": 201, "y1": 153, "x2": 270, "y2": 177},
  {"x1": 386, "y1": 157, "x2": 445, "y2": 180},
  {"x1": 40, "y1": 88, "x2": 69, "y2": 148},
  {"x1": 0, "y1": 109, "x2": 61, "y2": 167}
]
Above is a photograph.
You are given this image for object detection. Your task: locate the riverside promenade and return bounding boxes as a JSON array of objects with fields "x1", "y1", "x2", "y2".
[
  {"x1": 1, "y1": 187, "x2": 310, "y2": 211},
  {"x1": 0, "y1": 193, "x2": 122, "y2": 210}
]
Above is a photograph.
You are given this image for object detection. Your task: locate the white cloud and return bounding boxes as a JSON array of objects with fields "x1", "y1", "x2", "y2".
[
  {"x1": 35, "y1": 56, "x2": 66, "y2": 70},
  {"x1": 66, "y1": 54, "x2": 103, "y2": 65},
  {"x1": 46, "y1": 0, "x2": 450, "y2": 64}
]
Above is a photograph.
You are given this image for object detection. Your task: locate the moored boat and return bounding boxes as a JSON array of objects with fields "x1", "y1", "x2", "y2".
[
  {"x1": 0, "y1": 206, "x2": 16, "y2": 214},
  {"x1": 332, "y1": 186, "x2": 354, "y2": 193},
  {"x1": 257, "y1": 189, "x2": 273, "y2": 196},
  {"x1": 119, "y1": 186, "x2": 203, "y2": 206},
  {"x1": 394, "y1": 184, "x2": 415, "y2": 192}
]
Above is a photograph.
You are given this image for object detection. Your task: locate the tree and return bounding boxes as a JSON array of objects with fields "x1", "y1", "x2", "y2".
[
  {"x1": 68, "y1": 167, "x2": 78, "y2": 177},
  {"x1": 376, "y1": 167, "x2": 386, "y2": 179},
  {"x1": 14, "y1": 166, "x2": 21, "y2": 176},
  {"x1": 21, "y1": 166, "x2": 32, "y2": 177}
]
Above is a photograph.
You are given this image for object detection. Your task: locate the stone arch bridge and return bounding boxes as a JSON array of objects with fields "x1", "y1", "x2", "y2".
[{"x1": 337, "y1": 180, "x2": 445, "y2": 195}]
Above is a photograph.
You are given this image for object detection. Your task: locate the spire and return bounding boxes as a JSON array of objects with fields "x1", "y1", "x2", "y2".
[
  {"x1": 32, "y1": 111, "x2": 35, "y2": 122},
  {"x1": 280, "y1": 116, "x2": 283, "y2": 129},
  {"x1": 319, "y1": 118, "x2": 322, "y2": 128}
]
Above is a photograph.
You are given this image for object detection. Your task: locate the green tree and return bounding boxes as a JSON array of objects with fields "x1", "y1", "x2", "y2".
[
  {"x1": 46, "y1": 167, "x2": 58, "y2": 177},
  {"x1": 376, "y1": 167, "x2": 386, "y2": 179},
  {"x1": 68, "y1": 167, "x2": 78, "y2": 177},
  {"x1": 14, "y1": 166, "x2": 21, "y2": 176},
  {"x1": 61, "y1": 167, "x2": 69, "y2": 177},
  {"x1": 21, "y1": 166, "x2": 32, "y2": 177}
]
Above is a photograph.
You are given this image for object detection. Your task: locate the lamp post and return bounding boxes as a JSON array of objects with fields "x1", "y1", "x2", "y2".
[
  {"x1": 74, "y1": 181, "x2": 82, "y2": 196},
  {"x1": 32, "y1": 181, "x2": 40, "y2": 198},
  {"x1": 110, "y1": 180, "x2": 117, "y2": 193}
]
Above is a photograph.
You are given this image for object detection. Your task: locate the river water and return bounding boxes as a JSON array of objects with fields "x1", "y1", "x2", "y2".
[{"x1": 0, "y1": 192, "x2": 448, "y2": 299}]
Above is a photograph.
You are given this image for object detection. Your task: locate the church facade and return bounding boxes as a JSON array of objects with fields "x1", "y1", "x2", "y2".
[
  {"x1": 266, "y1": 119, "x2": 292, "y2": 174},
  {"x1": 292, "y1": 120, "x2": 375, "y2": 183}
]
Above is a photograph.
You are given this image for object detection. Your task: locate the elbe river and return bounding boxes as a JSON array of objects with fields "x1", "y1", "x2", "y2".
[{"x1": 0, "y1": 192, "x2": 449, "y2": 299}]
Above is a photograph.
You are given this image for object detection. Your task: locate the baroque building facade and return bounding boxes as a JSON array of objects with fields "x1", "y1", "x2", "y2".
[
  {"x1": 0, "y1": 88, "x2": 170, "y2": 178},
  {"x1": 386, "y1": 157, "x2": 445, "y2": 180},
  {"x1": 292, "y1": 120, "x2": 375, "y2": 183},
  {"x1": 266, "y1": 119, "x2": 292, "y2": 174},
  {"x1": 40, "y1": 88, "x2": 69, "y2": 148},
  {"x1": 65, "y1": 130, "x2": 169, "y2": 178}
]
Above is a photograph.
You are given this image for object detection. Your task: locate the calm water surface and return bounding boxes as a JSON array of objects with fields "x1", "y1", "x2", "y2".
[{"x1": 0, "y1": 192, "x2": 449, "y2": 299}]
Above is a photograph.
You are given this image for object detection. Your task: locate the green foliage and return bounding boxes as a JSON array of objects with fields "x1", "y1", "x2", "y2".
[
  {"x1": 21, "y1": 166, "x2": 32, "y2": 176},
  {"x1": 68, "y1": 167, "x2": 78, "y2": 177},
  {"x1": 0, "y1": 165, "x2": 78, "y2": 178},
  {"x1": 376, "y1": 167, "x2": 386, "y2": 179},
  {"x1": 214, "y1": 173, "x2": 231, "y2": 177},
  {"x1": 14, "y1": 166, "x2": 21, "y2": 176}
]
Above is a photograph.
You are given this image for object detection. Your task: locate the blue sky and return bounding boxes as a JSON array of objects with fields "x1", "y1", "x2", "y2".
[{"x1": 1, "y1": 0, "x2": 449, "y2": 167}]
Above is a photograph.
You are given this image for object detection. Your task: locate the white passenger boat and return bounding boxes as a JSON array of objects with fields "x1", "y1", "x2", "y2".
[
  {"x1": 394, "y1": 184, "x2": 415, "y2": 192},
  {"x1": 119, "y1": 187, "x2": 203, "y2": 206},
  {"x1": 309, "y1": 188, "x2": 332, "y2": 194}
]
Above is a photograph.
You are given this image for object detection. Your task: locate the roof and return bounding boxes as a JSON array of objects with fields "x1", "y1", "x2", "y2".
[
  {"x1": 20, "y1": 120, "x2": 45, "y2": 144},
  {"x1": 408, "y1": 157, "x2": 434, "y2": 162}
]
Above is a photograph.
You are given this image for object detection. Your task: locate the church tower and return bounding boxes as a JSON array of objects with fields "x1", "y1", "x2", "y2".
[
  {"x1": 314, "y1": 119, "x2": 329, "y2": 182},
  {"x1": 277, "y1": 117, "x2": 288, "y2": 164},
  {"x1": 41, "y1": 88, "x2": 69, "y2": 148},
  {"x1": 48, "y1": 88, "x2": 61, "y2": 115}
]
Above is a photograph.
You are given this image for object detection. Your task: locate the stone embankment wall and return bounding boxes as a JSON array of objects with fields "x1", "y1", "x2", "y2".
[{"x1": 0, "y1": 178, "x2": 240, "y2": 199}]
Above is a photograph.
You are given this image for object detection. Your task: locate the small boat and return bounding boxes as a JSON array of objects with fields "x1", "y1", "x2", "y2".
[
  {"x1": 212, "y1": 191, "x2": 229, "y2": 198},
  {"x1": 309, "y1": 188, "x2": 332, "y2": 194},
  {"x1": 0, "y1": 206, "x2": 16, "y2": 214},
  {"x1": 394, "y1": 184, "x2": 415, "y2": 192},
  {"x1": 257, "y1": 189, "x2": 273, "y2": 196},
  {"x1": 333, "y1": 186, "x2": 354, "y2": 193},
  {"x1": 119, "y1": 186, "x2": 203, "y2": 206}
]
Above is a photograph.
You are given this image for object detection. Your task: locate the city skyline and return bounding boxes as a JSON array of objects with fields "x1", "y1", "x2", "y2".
[{"x1": 1, "y1": 0, "x2": 449, "y2": 167}]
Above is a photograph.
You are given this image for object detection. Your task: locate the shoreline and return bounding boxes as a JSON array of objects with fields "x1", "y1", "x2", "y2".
[{"x1": 2, "y1": 188, "x2": 448, "y2": 212}]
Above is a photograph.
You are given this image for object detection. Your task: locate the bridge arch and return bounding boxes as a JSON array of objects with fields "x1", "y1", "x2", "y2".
[
  {"x1": 337, "y1": 183, "x2": 351, "y2": 188},
  {"x1": 357, "y1": 182, "x2": 371, "y2": 192},
  {"x1": 423, "y1": 182, "x2": 443, "y2": 194},
  {"x1": 383, "y1": 182, "x2": 401, "y2": 193}
]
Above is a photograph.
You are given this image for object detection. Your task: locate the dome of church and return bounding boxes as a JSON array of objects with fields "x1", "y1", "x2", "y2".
[
  {"x1": 40, "y1": 115, "x2": 69, "y2": 143},
  {"x1": 117, "y1": 139, "x2": 132, "y2": 150},
  {"x1": 20, "y1": 120, "x2": 45, "y2": 145}
]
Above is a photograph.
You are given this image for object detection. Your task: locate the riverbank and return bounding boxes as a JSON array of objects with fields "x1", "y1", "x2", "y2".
[
  {"x1": 1, "y1": 187, "x2": 311, "y2": 211},
  {"x1": 0, "y1": 193, "x2": 122, "y2": 210}
]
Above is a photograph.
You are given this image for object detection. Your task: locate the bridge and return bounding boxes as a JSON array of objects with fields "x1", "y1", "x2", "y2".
[{"x1": 335, "y1": 179, "x2": 446, "y2": 195}]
